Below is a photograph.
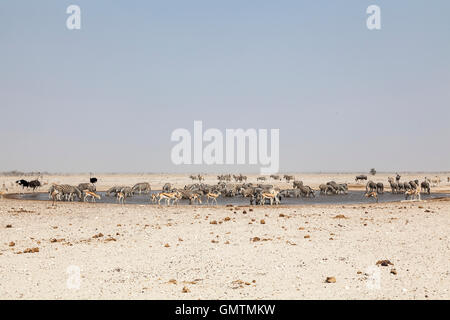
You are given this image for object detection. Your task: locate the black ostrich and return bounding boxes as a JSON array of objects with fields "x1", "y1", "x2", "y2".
[{"x1": 89, "y1": 173, "x2": 98, "y2": 184}]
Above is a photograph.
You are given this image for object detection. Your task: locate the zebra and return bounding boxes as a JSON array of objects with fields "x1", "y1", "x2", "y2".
[
  {"x1": 162, "y1": 183, "x2": 172, "y2": 192},
  {"x1": 280, "y1": 189, "x2": 301, "y2": 198},
  {"x1": 132, "y1": 182, "x2": 151, "y2": 195},
  {"x1": 338, "y1": 183, "x2": 348, "y2": 194},
  {"x1": 299, "y1": 185, "x2": 315, "y2": 197},
  {"x1": 421, "y1": 181, "x2": 431, "y2": 194},
  {"x1": 376, "y1": 182, "x2": 384, "y2": 194},
  {"x1": 120, "y1": 186, "x2": 133, "y2": 197},
  {"x1": 292, "y1": 180, "x2": 303, "y2": 189},
  {"x1": 51, "y1": 184, "x2": 82, "y2": 201},
  {"x1": 48, "y1": 185, "x2": 65, "y2": 201},
  {"x1": 366, "y1": 181, "x2": 377, "y2": 193},
  {"x1": 106, "y1": 186, "x2": 127, "y2": 197},
  {"x1": 78, "y1": 183, "x2": 96, "y2": 193},
  {"x1": 388, "y1": 177, "x2": 399, "y2": 194}
]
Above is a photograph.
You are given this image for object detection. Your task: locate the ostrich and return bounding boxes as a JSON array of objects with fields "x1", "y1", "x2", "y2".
[{"x1": 89, "y1": 173, "x2": 98, "y2": 184}]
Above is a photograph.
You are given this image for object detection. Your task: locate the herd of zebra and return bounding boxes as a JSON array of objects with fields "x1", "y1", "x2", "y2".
[
  {"x1": 44, "y1": 178, "x2": 319, "y2": 206},
  {"x1": 100, "y1": 179, "x2": 329, "y2": 206},
  {"x1": 215, "y1": 174, "x2": 295, "y2": 183},
  {"x1": 361, "y1": 174, "x2": 437, "y2": 195},
  {"x1": 48, "y1": 182, "x2": 152, "y2": 205},
  {"x1": 7, "y1": 173, "x2": 447, "y2": 206}
]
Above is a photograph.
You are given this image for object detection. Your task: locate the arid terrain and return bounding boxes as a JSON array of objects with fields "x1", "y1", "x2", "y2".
[{"x1": 0, "y1": 173, "x2": 449, "y2": 299}]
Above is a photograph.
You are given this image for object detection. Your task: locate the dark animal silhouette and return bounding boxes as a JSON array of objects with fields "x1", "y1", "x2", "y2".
[
  {"x1": 420, "y1": 181, "x2": 430, "y2": 194},
  {"x1": 376, "y1": 182, "x2": 384, "y2": 194},
  {"x1": 366, "y1": 181, "x2": 377, "y2": 193},
  {"x1": 16, "y1": 180, "x2": 29, "y2": 189},
  {"x1": 355, "y1": 175, "x2": 368, "y2": 182},
  {"x1": 28, "y1": 180, "x2": 41, "y2": 191},
  {"x1": 89, "y1": 172, "x2": 98, "y2": 184}
]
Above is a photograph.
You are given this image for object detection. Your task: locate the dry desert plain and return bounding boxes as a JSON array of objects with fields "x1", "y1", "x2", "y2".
[{"x1": 0, "y1": 173, "x2": 449, "y2": 299}]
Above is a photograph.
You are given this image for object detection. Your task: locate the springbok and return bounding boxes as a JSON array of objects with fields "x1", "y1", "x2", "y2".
[
  {"x1": 405, "y1": 186, "x2": 421, "y2": 201},
  {"x1": 365, "y1": 191, "x2": 378, "y2": 203},
  {"x1": 84, "y1": 191, "x2": 101, "y2": 203},
  {"x1": 151, "y1": 193, "x2": 159, "y2": 204},
  {"x1": 206, "y1": 191, "x2": 220, "y2": 205},
  {"x1": 260, "y1": 192, "x2": 280, "y2": 205},
  {"x1": 116, "y1": 192, "x2": 125, "y2": 204},
  {"x1": 172, "y1": 191, "x2": 182, "y2": 206},
  {"x1": 189, "y1": 193, "x2": 202, "y2": 205},
  {"x1": 50, "y1": 190, "x2": 61, "y2": 206},
  {"x1": 158, "y1": 192, "x2": 178, "y2": 205}
]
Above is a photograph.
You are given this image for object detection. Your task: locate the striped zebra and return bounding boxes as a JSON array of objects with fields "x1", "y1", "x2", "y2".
[
  {"x1": 78, "y1": 183, "x2": 96, "y2": 192},
  {"x1": 132, "y1": 182, "x2": 151, "y2": 195},
  {"x1": 120, "y1": 186, "x2": 133, "y2": 197},
  {"x1": 106, "y1": 186, "x2": 126, "y2": 197},
  {"x1": 49, "y1": 184, "x2": 82, "y2": 201},
  {"x1": 61, "y1": 185, "x2": 82, "y2": 201},
  {"x1": 162, "y1": 183, "x2": 172, "y2": 192}
]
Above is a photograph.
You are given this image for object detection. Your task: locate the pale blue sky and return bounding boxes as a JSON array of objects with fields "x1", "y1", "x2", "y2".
[{"x1": 1, "y1": 1, "x2": 449, "y2": 173}]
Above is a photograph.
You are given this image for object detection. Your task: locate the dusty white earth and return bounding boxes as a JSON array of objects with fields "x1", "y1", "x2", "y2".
[{"x1": 0, "y1": 173, "x2": 449, "y2": 299}]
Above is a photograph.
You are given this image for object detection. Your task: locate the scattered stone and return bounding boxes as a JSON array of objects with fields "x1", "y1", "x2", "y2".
[
  {"x1": 251, "y1": 237, "x2": 261, "y2": 242},
  {"x1": 182, "y1": 286, "x2": 190, "y2": 293},
  {"x1": 260, "y1": 219, "x2": 266, "y2": 224},
  {"x1": 9, "y1": 241, "x2": 15, "y2": 247},
  {"x1": 210, "y1": 220, "x2": 217, "y2": 225},
  {"x1": 23, "y1": 247, "x2": 39, "y2": 254},
  {"x1": 390, "y1": 269, "x2": 397, "y2": 275},
  {"x1": 92, "y1": 233, "x2": 104, "y2": 239},
  {"x1": 231, "y1": 280, "x2": 250, "y2": 289},
  {"x1": 50, "y1": 238, "x2": 65, "y2": 243},
  {"x1": 168, "y1": 279, "x2": 177, "y2": 284},
  {"x1": 164, "y1": 243, "x2": 170, "y2": 248},
  {"x1": 224, "y1": 217, "x2": 231, "y2": 222},
  {"x1": 334, "y1": 215, "x2": 348, "y2": 219},
  {"x1": 5, "y1": 225, "x2": 12, "y2": 228},
  {"x1": 325, "y1": 277, "x2": 336, "y2": 283},
  {"x1": 304, "y1": 235, "x2": 310, "y2": 239},
  {"x1": 376, "y1": 260, "x2": 393, "y2": 267}
]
